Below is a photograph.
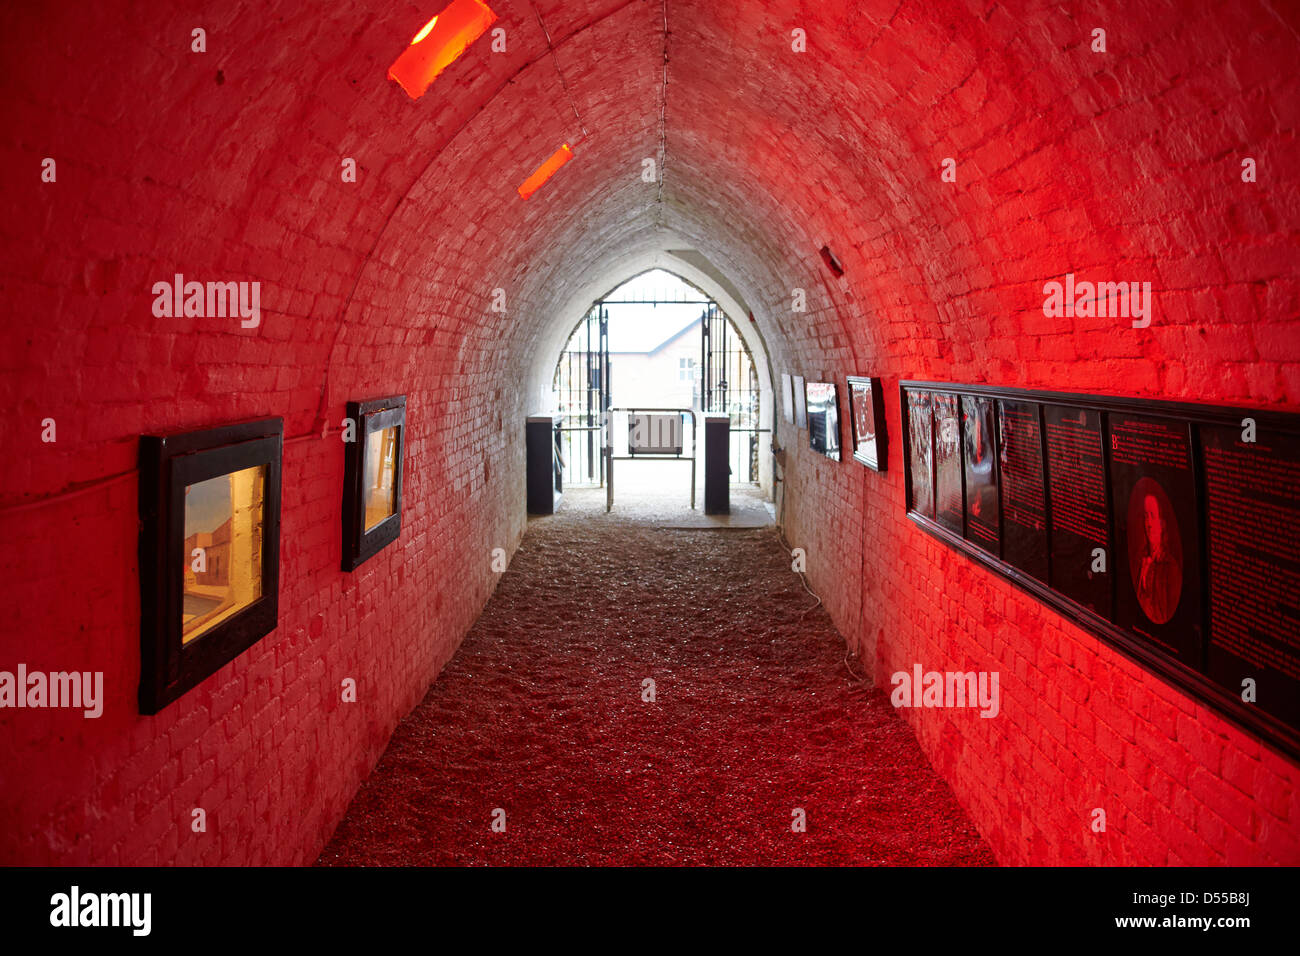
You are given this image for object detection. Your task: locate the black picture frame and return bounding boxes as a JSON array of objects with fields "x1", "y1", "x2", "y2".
[
  {"x1": 805, "y1": 380, "x2": 841, "y2": 461},
  {"x1": 846, "y1": 376, "x2": 887, "y2": 470},
  {"x1": 138, "y1": 417, "x2": 283, "y2": 715},
  {"x1": 793, "y1": 375, "x2": 807, "y2": 429},
  {"x1": 342, "y1": 395, "x2": 406, "y2": 572},
  {"x1": 899, "y1": 380, "x2": 1300, "y2": 762}
]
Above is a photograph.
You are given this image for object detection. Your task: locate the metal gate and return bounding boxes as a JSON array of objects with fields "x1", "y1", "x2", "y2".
[
  {"x1": 552, "y1": 304, "x2": 610, "y2": 487},
  {"x1": 700, "y1": 303, "x2": 761, "y2": 482}
]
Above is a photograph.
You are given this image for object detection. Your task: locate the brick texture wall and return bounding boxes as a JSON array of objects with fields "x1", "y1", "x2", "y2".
[{"x1": 0, "y1": 0, "x2": 1296, "y2": 865}]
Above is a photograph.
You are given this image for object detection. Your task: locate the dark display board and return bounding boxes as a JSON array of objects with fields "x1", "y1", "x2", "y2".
[
  {"x1": 998, "y1": 399, "x2": 1048, "y2": 583},
  {"x1": 1108, "y1": 414, "x2": 1202, "y2": 663},
  {"x1": 906, "y1": 390, "x2": 934, "y2": 517},
  {"x1": 900, "y1": 381, "x2": 1300, "y2": 760},
  {"x1": 962, "y1": 395, "x2": 999, "y2": 553},
  {"x1": 1044, "y1": 405, "x2": 1111, "y2": 618},
  {"x1": 847, "y1": 376, "x2": 887, "y2": 471},
  {"x1": 934, "y1": 393, "x2": 963, "y2": 534},
  {"x1": 1201, "y1": 425, "x2": 1300, "y2": 731}
]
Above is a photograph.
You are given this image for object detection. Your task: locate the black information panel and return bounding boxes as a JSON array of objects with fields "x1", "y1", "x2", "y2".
[
  {"x1": 998, "y1": 399, "x2": 1048, "y2": 583},
  {"x1": 1044, "y1": 405, "x2": 1111, "y2": 619},
  {"x1": 1201, "y1": 425, "x2": 1300, "y2": 731},
  {"x1": 962, "y1": 395, "x2": 1000, "y2": 553},
  {"x1": 906, "y1": 390, "x2": 934, "y2": 518},
  {"x1": 934, "y1": 392, "x2": 964, "y2": 535},
  {"x1": 900, "y1": 381, "x2": 1300, "y2": 760},
  {"x1": 1109, "y1": 414, "x2": 1202, "y2": 664}
]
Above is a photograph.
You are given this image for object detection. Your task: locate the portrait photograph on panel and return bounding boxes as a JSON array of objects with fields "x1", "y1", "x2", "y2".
[{"x1": 1107, "y1": 414, "x2": 1202, "y2": 664}]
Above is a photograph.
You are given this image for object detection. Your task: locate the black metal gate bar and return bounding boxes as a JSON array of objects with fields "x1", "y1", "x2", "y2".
[
  {"x1": 555, "y1": 279, "x2": 760, "y2": 488},
  {"x1": 552, "y1": 304, "x2": 611, "y2": 488},
  {"x1": 700, "y1": 303, "x2": 761, "y2": 482}
]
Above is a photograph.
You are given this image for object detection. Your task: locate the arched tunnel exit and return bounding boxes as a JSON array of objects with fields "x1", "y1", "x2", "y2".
[
  {"x1": 544, "y1": 265, "x2": 776, "y2": 518},
  {"x1": 0, "y1": 0, "x2": 1298, "y2": 897}
]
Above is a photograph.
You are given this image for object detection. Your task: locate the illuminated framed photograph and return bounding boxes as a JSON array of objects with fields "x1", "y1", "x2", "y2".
[
  {"x1": 138, "y1": 417, "x2": 283, "y2": 714},
  {"x1": 847, "y1": 375, "x2": 887, "y2": 470},
  {"x1": 805, "y1": 380, "x2": 842, "y2": 461},
  {"x1": 342, "y1": 395, "x2": 406, "y2": 572}
]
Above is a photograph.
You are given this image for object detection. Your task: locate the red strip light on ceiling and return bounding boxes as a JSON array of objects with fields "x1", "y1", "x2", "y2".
[
  {"x1": 517, "y1": 143, "x2": 575, "y2": 200},
  {"x1": 388, "y1": 0, "x2": 498, "y2": 100}
]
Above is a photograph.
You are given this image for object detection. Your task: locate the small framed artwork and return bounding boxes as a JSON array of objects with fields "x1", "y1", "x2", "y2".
[
  {"x1": 781, "y1": 373, "x2": 794, "y2": 425},
  {"x1": 793, "y1": 375, "x2": 807, "y2": 429},
  {"x1": 138, "y1": 417, "x2": 283, "y2": 714},
  {"x1": 847, "y1": 376, "x2": 887, "y2": 471},
  {"x1": 342, "y1": 395, "x2": 406, "y2": 572},
  {"x1": 805, "y1": 380, "x2": 842, "y2": 461}
]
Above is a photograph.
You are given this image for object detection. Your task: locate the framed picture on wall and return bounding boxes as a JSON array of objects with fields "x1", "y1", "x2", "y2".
[
  {"x1": 781, "y1": 373, "x2": 794, "y2": 425},
  {"x1": 793, "y1": 375, "x2": 807, "y2": 428},
  {"x1": 805, "y1": 380, "x2": 842, "y2": 461},
  {"x1": 138, "y1": 417, "x2": 283, "y2": 714},
  {"x1": 846, "y1": 375, "x2": 887, "y2": 470},
  {"x1": 342, "y1": 395, "x2": 407, "y2": 572}
]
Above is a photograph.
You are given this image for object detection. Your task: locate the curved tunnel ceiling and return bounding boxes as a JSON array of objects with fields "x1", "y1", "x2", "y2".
[{"x1": 1, "y1": 0, "x2": 1294, "y2": 494}]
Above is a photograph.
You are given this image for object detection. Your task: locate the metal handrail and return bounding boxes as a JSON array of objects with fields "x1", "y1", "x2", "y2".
[{"x1": 603, "y1": 407, "x2": 698, "y2": 512}]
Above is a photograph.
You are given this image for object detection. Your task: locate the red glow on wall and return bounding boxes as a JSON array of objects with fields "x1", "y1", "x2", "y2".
[
  {"x1": 517, "y1": 144, "x2": 574, "y2": 199},
  {"x1": 388, "y1": 0, "x2": 497, "y2": 100}
]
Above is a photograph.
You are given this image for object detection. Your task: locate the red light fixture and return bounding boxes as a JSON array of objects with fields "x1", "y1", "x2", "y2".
[
  {"x1": 518, "y1": 143, "x2": 575, "y2": 200},
  {"x1": 388, "y1": 0, "x2": 498, "y2": 100}
]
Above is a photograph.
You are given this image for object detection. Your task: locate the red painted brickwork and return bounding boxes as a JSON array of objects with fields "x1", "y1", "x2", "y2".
[{"x1": 0, "y1": 0, "x2": 1297, "y2": 865}]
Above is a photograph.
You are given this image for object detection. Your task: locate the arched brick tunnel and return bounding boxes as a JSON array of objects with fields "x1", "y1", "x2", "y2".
[{"x1": 1, "y1": 0, "x2": 1297, "y2": 866}]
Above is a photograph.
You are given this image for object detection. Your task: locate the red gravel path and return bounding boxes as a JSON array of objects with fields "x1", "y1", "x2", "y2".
[{"x1": 317, "y1": 503, "x2": 995, "y2": 866}]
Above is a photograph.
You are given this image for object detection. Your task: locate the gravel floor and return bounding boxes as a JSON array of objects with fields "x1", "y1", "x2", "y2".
[{"x1": 316, "y1": 490, "x2": 995, "y2": 866}]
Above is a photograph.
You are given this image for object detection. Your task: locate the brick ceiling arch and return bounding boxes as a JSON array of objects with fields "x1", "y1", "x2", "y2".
[
  {"x1": 1, "y1": 0, "x2": 1297, "y2": 869},
  {"x1": 5, "y1": 0, "x2": 1294, "y2": 496}
]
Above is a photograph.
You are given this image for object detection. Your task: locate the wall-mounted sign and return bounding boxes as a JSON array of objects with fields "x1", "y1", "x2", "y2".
[
  {"x1": 962, "y1": 395, "x2": 998, "y2": 552},
  {"x1": 805, "y1": 381, "x2": 842, "y2": 461},
  {"x1": 847, "y1": 376, "x2": 887, "y2": 471},
  {"x1": 900, "y1": 381, "x2": 1300, "y2": 760},
  {"x1": 905, "y1": 389, "x2": 934, "y2": 518}
]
